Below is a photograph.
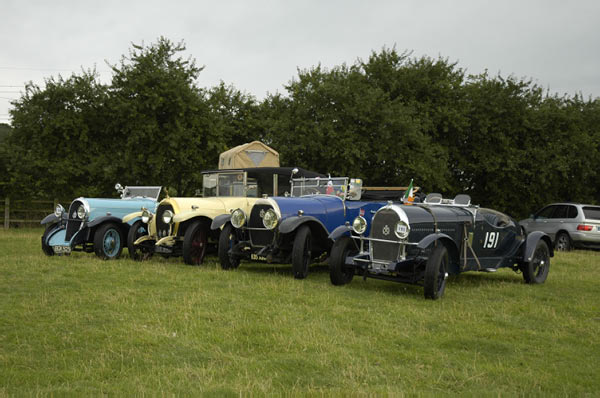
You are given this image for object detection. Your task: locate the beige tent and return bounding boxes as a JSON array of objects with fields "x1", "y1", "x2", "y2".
[{"x1": 218, "y1": 141, "x2": 280, "y2": 169}]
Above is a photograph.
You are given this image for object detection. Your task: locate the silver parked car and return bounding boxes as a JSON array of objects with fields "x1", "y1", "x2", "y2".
[{"x1": 519, "y1": 203, "x2": 600, "y2": 251}]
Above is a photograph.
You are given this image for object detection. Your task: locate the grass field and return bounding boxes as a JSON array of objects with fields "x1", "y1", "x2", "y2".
[{"x1": 1, "y1": 228, "x2": 599, "y2": 395}]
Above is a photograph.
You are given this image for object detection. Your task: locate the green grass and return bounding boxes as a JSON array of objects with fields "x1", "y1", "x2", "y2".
[{"x1": 1, "y1": 228, "x2": 599, "y2": 395}]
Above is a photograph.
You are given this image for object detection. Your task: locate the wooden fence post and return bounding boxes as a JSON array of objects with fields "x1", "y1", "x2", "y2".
[{"x1": 4, "y1": 197, "x2": 9, "y2": 229}]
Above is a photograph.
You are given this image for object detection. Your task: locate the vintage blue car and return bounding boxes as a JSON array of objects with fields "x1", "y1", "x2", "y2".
[
  {"x1": 212, "y1": 174, "x2": 402, "y2": 278},
  {"x1": 327, "y1": 193, "x2": 553, "y2": 299},
  {"x1": 41, "y1": 184, "x2": 162, "y2": 259}
]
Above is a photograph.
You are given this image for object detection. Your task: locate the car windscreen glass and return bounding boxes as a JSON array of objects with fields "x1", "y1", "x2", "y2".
[
  {"x1": 582, "y1": 207, "x2": 600, "y2": 220},
  {"x1": 291, "y1": 177, "x2": 348, "y2": 198},
  {"x1": 202, "y1": 174, "x2": 218, "y2": 197},
  {"x1": 217, "y1": 172, "x2": 246, "y2": 196},
  {"x1": 123, "y1": 187, "x2": 161, "y2": 200},
  {"x1": 246, "y1": 172, "x2": 274, "y2": 197}
]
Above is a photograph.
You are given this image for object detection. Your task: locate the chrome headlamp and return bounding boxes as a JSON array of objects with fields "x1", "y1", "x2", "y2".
[
  {"x1": 395, "y1": 220, "x2": 410, "y2": 239},
  {"x1": 141, "y1": 209, "x2": 153, "y2": 224},
  {"x1": 262, "y1": 209, "x2": 279, "y2": 230},
  {"x1": 231, "y1": 209, "x2": 246, "y2": 228},
  {"x1": 77, "y1": 205, "x2": 87, "y2": 219},
  {"x1": 54, "y1": 204, "x2": 64, "y2": 218},
  {"x1": 162, "y1": 210, "x2": 174, "y2": 224},
  {"x1": 352, "y1": 216, "x2": 367, "y2": 235}
]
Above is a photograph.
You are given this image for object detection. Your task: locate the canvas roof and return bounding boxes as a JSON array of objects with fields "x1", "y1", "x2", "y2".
[{"x1": 218, "y1": 141, "x2": 279, "y2": 169}]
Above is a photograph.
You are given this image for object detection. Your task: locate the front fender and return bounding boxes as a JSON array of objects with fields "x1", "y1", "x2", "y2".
[
  {"x1": 123, "y1": 211, "x2": 143, "y2": 224},
  {"x1": 524, "y1": 231, "x2": 554, "y2": 261},
  {"x1": 41, "y1": 213, "x2": 59, "y2": 225},
  {"x1": 88, "y1": 216, "x2": 126, "y2": 228},
  {"x1": 279, "y1": 216, "x2": 327, "y2": 235},
  {"x1": 211, "y1": 214, "x2": 231, "y2": 230},
  {"x1": 416, "y1": 233, "x2": 460, "y2": 266},
  {"x1": 329, "y1": 225, "x2": 353, "y2": 241}
]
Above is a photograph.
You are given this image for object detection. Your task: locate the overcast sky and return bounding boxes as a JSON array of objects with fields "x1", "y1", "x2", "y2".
[{"x1": 2, "y1": 0, "x2": 599, "y2": 124}]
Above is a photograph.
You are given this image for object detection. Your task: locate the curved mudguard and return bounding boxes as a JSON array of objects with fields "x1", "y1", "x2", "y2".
[
  {"x1": 416, "y1": 233, "x2": 461, "y2": 264},
  {"x1": 278, "y1": 215, "x2": 328, "y2": 235},
  {"x1": 122, "y1": 211, "x2": 143, "y2": 224},
  {"x1": 88, "y1": 216, "x2": 127, "y2": 228},
  {"x1": 41, "y1": 213, "x2": 59, "y2": 225},
  {"x1": 329, "y1": 224, "x2": 353, "y2": 241},
  {"x1": 523, "y1": 231, "x2": 554, "y2": 261},
  {"x1": 211, "y1": 214, "x2": 231, "y2": 230}
]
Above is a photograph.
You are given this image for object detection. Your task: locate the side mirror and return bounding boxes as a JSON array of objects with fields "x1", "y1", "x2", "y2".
[{"x1": 347, "y1": 178, "x2": 363, "y2": 200}]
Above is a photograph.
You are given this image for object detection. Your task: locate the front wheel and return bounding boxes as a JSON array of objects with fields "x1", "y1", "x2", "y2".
[
  {"x1": 218, "y1": 223, "x2": 241, "y2": 270},
  {"x1": 554, "y1": 232, "x2": 571, "y2": 252},
  {"x1": 522, "y1": 240, "x2": 550, "y2": 284},
  {"x1": 127, "y1": 220, "x2": 152, "y2": 261},
  {"x1": 424, "y1": 244, "x2": 449, "y2": 300},
  {"x1": 329, "y1": 236, "x2": 357, "y2": 285},
  {"x1": 292, "y1": 225, "x2": 312, "y2": 279},
  {"x1": 94, "y1": 223, "x2": 123, "y2": 260},
  {"x1": 183, "y1": 221, "x2": 208, "y2": 265}
]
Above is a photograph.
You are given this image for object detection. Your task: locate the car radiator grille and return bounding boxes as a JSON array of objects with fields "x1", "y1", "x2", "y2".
[
  {"x1": 155, "y1": 204, "x2": 174, "y2": 238},
  {"x1": 370, "y1": 208, "x2": 402, "y2": 263},
  {"x1": 65, "y1": 200, "x2": 84, "y2": 240},
  {"x1": 249, "y1": 204, "x2": 274, "y2": 247}
]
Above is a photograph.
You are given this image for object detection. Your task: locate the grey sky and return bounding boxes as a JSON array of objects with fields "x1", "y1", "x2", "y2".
[{"x1": 2, "y1": 0, "x2": 599, "y2": 124}]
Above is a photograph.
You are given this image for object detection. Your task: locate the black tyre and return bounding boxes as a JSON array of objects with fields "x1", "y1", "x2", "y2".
[
  {"x1": 218, "y1": 223, "x2": 241, "y2": 270},
  {"x1": 522, "y1": 239, "x2": 550, "y2": 284},
  {"x1": 329, "y1": 236, "x2": 356, "y2": 286},
  {"x1": 292, "y1": 225, "x2": 312, "y2": 279},
  {"x1": 41, "y1": 224, "x2": 57, "y2": 256},
  {"x1": 93, "y1": 223, "x2": 123, "y2": 260},
  {"x1": 127, "y1": 220, "x2": 152, "y2": 261},
  {"x1": 183, "y1": 221, "x2": 208, "y2": 265},
  {"x1": 424, "y1": 244, "x2": 449, "y2": 300},
  {"x1": 554, "y1": 232, "x2": 571, "y2": 252}
]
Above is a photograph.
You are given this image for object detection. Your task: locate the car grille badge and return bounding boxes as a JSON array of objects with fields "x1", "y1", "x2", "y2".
[
  {"x1": 72, "y1": 212, "x2": 77, "y2": 219},
  {"x1": 259, "y1": 209, "x2": 265, "y2": 218},
  {"x1": 382, "y1": 225, "x2": 390, "y2": 236}
]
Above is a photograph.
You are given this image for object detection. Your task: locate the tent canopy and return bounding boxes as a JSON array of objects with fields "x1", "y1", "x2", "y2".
[{"x1": 218, "y1": 141, "x2": 279, "y2": 169}]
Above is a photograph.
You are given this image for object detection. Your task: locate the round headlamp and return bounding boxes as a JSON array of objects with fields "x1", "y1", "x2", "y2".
[
  {"x1": 77, "y1": 205, "x2": 87, "y2": 219},
  {"x1": 162, "y1": 210, "x2": 174, "y2": 224},
  {"x1": 141, "y1": 209, "x2": 152, "y2": 224},
  {"x1": 54, "y1": 204, "x2": 64, "y2": 218},
  {"x1": 395, "y1": 220, "x2": 410, "y2": 239},
  {"x1": 262, "y1": 209, "x2": 279, "y2": 230},
  {"x1": 352, "y1": 216, "x2": 367, "y2": 235},
  {"x1": 231, "y1": 209, "x2": 246, "y2": 228}
]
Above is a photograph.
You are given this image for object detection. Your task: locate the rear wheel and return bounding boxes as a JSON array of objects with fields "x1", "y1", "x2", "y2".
[
  {"x1": 183, "y1": 221, "x2": 208, "y2": 265},
  {"x1": 555, "y1": 232, "x2": 571, "y2": 252},
  {"x1": 127, "y1": 220, "x2": 151, "y2": 261},
  {"x1": 424, "y1": 244, "x2": 449, "y2": 300},
  {"x1": 522, "y1": 240, "x2": 550, "y2": 284},
  {"x1": 218, "y1": 223, "x2": 240, "y2": 270},
  {"x1": 94, "y1": 223, "x2": 123, "y2": 260},
  {"x1": 292, "y1": 225, "x2": 312, "y2": 279},
  {"x1": 329, "y1": 236, "x2": 356, "y2": 285}
]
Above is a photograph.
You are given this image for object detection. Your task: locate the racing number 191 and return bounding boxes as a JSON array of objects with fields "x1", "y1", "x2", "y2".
[{"x1": 483, "y1": 232, "x2": 499, "y2": 249}]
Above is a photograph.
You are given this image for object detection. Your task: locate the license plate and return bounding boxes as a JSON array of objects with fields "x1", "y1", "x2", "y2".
[
  {"x1": 155, "y1": 245, "x2": 172, "y2": 254},
  {"x1": 250, "y1": 253, "x2": 267, "y2": 261},
  {"x1": 53, "y1": 245, "x2": 71, "y2": 254}
]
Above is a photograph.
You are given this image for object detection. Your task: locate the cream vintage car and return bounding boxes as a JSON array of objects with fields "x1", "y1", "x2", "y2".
[{"x1": 123, "y1": 167, "x2": 322, "y2": 264}]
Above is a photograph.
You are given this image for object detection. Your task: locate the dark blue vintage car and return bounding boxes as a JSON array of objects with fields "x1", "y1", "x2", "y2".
[
  {"x1": 327, "y1": 193, "x2": 553, "y2": 299},
  {"x1": 41, "y1": 184, "x2": 161, "y2": 260},
  {"x1": 212, "y1": 174, "x2": 401, "y2": 278}
]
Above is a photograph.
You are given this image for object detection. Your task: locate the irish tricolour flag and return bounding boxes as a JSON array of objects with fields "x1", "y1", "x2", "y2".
[{"x1": 403, "y1": 179, "x2": 414, "y2": 204}]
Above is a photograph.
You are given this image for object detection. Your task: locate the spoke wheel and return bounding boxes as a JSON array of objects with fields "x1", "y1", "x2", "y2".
[
  {"x1": 292, "y1": 225, "x2": 312, "y2": 279},
  {"x1": 522, "y1": 240, "x2": 550, "y2": 284},
  {"x1": 183, "y1": 221, "x2": 208, "y2": 266},
  {"x1": 127, "y1": 220, "x2": 152, "y2": 261},
  {"x1": 218, "y1": 223, "x2": 241, "y2": 270},
  {"x1": 424, "y1": 244, "x2": 449, "y2": 300},
  {"x1": 94, "y1": 223, "x2": 123, "y2": 260},
  {"x1": 329, "y1": 236, "x2": 357, "y2": 285}
]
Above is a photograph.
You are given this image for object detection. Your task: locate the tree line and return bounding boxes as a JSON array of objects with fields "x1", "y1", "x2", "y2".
[{"x1": 1, "y1": 37, "x2": 598, "y2": 219}]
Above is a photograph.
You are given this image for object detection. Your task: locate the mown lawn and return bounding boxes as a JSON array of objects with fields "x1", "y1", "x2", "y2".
[{"x1": 0, "y1": 228, "x2": 598, "y2": 395}]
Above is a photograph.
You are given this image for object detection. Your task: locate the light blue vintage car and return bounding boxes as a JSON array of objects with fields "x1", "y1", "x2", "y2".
[{"x1": 41, "y1": 184, "x2": 162, "y2": 259}]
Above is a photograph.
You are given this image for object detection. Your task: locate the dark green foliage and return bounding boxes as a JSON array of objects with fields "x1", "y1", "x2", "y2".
[{"x1": 1, "y1": 42, "x2": 598, "y2": 218}]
